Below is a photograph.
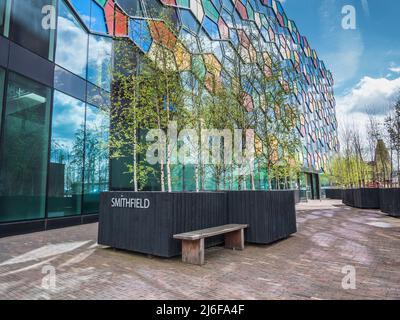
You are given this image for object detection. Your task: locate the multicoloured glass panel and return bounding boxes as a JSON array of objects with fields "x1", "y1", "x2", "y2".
[{"x1": 67, "y1": 0, "x2": 339, "y2": 172}]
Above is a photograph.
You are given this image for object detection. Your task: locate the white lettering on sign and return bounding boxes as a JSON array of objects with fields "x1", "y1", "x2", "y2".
[{"x1": 111, "y1": 196, "x2": 150, "y2": 209}]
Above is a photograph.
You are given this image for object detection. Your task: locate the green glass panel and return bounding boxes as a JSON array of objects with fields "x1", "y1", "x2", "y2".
[
  {"x1": 202, "y1": 0, "x2": 219, "y2": 22},
  {"x1": 95, "y1": 0, "x2": 107, "y2": 7},
  {"x1": 0, "y1": 73, "x2": 51, "y2": 222},
  {"x1": 192, "y1": 55, "x2": 206, "y2": 80},
  {"x1": 0, "y1": 68, "x2": 4, "y2": 130},
  {"x1": 176, "y1": 0, "x2": 189, "y2": 8},
  {"x1": 246, "y1": 3, "x2": 255, "y2": 21}
]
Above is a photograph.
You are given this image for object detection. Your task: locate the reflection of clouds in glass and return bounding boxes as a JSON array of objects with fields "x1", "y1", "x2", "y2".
[
  {"x1": 81, "y1": 14, "x2": 91, "y2": 26},
  {"x1": 88, "y1": 35, "x2": 112, "y2": 90},
  {"x1": 52, "y1": 91, "x2": 85, "y2": 150},
  {"x1": 86, "y1": 105, "x2": 109, "y2": 135},
  {"x1": 55, "y1": 11, "x2": 88, "y2": 78}
]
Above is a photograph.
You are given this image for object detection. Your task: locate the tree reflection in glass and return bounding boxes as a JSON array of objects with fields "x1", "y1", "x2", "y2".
[
  {"x1": 83, "y1": 104, "x2": 109, "y2": 214},
  {"x1": 48, "y1": 91, "x2": 85, "y2": 217}
]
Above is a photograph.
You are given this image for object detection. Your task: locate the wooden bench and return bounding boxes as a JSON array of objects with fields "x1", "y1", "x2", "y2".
[{"x1": 173, "y1": 224, "x2": 248, "y2": 265}]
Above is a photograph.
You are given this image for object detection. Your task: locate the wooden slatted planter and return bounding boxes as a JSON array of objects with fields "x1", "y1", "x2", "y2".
[
  {"x1": 226, "y1": 191, "x2": 297, "y2": 245},
  {"x1": 98, "y1": 192, "x2": 227, "y2": 258},
  {"x1": 98, "y1": 190, "x2": 298, "y2": 257},
  {"x1": 325, "y1": 188, "x2": 343, "y2": 200},
  {"x1": 380, "y1": 188, "x2": 400, "y2": 217},
  {"x1": 342, "y1": 189, "x2": 380, "y2": 209}
]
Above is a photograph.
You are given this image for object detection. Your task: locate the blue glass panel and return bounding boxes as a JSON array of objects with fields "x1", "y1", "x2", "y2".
[
  {"x1": 90, "y1": 0, "x2": 107, "y2": 33},
  {"x1": 179, "y1": 9, "x2": 200, "y2": 33},
  {"x1": 129, "y1": 19, "x2": 152, "y2": 53},
  {"x1": 202, "y1": 16, "x2": 220, "y2": 40},
  {"x1": 70, "y1": 0, "x2": 91, "y2": 27}
]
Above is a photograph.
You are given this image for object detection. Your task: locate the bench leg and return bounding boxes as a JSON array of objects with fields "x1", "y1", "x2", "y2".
[
  {"x1": 225, "y1": 229, "x2": 244, "y2": 250},
  {"x1": 181, "y1": 239, "x2": 205, "y2": 265}
]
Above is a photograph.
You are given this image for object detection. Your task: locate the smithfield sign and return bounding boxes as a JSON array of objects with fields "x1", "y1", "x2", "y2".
[{"x1": 111, "y1": 196, "x2": 150, "y2": 209}]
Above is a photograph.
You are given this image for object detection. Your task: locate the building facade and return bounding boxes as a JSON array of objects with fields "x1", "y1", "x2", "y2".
[{"x1": 0, "y1": 0, "x2": 338, "y2": 236}]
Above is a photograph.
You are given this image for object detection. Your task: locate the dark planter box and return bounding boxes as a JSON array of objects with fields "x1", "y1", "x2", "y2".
[
  {"x1": 325, "y1": 188, "x2": 343, "y2": 200},
  {"x1": 343, "y1": 189, "x2": 380, "y2": 209},
  {"x1": 380, "y1": 189, "x2": 400, "y2": 217},
  {"x1": 227, "y1": 191, "x2": 297, "y2": 244},
  {"x1": 293, "y1": 190, "x2": 300, "y2": 204},
  {"x1": 98, "y1": 192, "x2": 227, "y2": 258},
  {"x1": 98, "y1": 190, "x2": 297, "y2": 257}
]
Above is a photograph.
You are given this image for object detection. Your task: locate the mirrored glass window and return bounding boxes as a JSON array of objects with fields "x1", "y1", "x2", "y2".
[
  {"x1": 83, "y1": 104, "x2": 109, "y2": 214},
  {"x1": 0, "y1": 72, "x2": 51, "y2": 222},
  {"x1": 88, "y1": 34, "x2": 112, "y2": 91},
  {"x1": 56, "y1": 0, "x2": 88, "y2": 79},
  {"x1": 48, "y1": 90, "x2": 85, "y2": 218}
]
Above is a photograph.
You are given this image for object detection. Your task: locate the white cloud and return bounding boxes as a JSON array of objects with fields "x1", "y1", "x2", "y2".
[
  {"x1": 389, "y1": 67, "x2": 400, "y2": 73},
  {"x1": 335, "y1": 76, "x2": 400, "y2": 146},
  {"x1": 337, "y1": 76, "x2": 400, "y2": 115}
]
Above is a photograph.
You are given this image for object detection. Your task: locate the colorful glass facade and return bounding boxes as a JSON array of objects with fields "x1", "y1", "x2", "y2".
[
  {"x1": 0, "y1": 0, "x2": 339, "y2": 233},
  {"x1": 68, "y1": 0, "x2": 339, "y2": 172}
]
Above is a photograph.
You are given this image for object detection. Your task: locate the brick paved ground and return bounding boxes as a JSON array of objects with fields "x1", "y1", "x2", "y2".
[{"x1": 0, "y1": 200, "x2": 399, "y2": 300}]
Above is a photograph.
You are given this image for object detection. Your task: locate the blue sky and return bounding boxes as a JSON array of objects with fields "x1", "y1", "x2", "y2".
[{"x1": 281, "y1": 0, "x2": 400, "y2": 136}]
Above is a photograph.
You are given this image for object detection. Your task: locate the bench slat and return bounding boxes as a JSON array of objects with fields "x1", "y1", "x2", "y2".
[{"x1": 173, "y1": 224, "x2": 248, "y2": 241}]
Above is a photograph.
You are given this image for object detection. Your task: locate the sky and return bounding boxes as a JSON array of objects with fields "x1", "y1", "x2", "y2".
[{"x1": 280, "y1": 0, "x2": 400, "y2": 142}]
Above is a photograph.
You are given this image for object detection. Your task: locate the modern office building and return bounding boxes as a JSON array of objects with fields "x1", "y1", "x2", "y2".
[{"x1": 0, "y1": 0, "x2": 338, "y2": 236}]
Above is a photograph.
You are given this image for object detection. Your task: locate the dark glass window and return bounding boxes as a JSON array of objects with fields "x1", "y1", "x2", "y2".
[
  {"x1": 54, "y1": 65, "x2": 86, "y2": 101},
  {"x1": 83, "y1": 104, "x2": 109, "y2": 214},
  {"x1": 0, "y1": 72, "x2": 51, "y2": 222},
  {"x1": 1, "y1": 0, "x2": 11, "y2": 37},
  {"x1": 117, "y1": 0, "x2": 143, "y2": 17},
  {"x1": 48, "y1": 91, "x2": 85, "y2": 218},
  {"x1": 56, "y1": 0, "x2": 88, "y2": 79},
  {"x1": 0, "y1": 0, "x2": 5, "y2": 34},
  {"x1": 9, "y1": 0, "x2": 56, "y2": 60},
  {"x1": 0, "y1": 68, "x2": 4, "y2": 130}
]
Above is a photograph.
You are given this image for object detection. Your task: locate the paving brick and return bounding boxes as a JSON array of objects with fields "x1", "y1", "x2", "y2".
[{"x1": 0, "y1": 200, "x2": 399, "y2": 299}]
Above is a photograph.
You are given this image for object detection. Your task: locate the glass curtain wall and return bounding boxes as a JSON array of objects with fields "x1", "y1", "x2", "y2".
[
  {"x1": 0, "y1": 68, "x2": 4, "y2": 129},
  {"x1": 48, "y1": 90, "x2": 85, "y2": 218},
  {"x1": 0, "y1": 0, "x2": 6, "y2": 34},
  {"x1": 55, "y1": 0, "x2": 88, "y2": 79},
  {"x1": 0, "y1": 72, "x2": 51, "y2": 222},
  {"x1": 9, "y1": 0, "x2": 56, "y2": 60},
  {"x1": 83, "y1": 104, "x2": 109, "y2": 213}
]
